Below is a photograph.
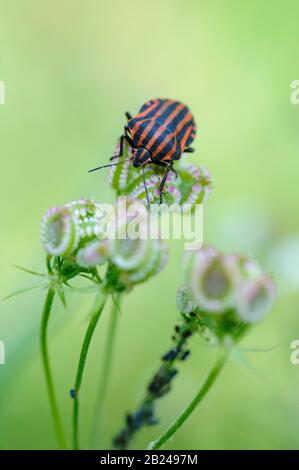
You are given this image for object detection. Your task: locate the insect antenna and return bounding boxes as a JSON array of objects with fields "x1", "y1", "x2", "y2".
[
  {"x1": 142, "y1": 165, "x2": 151, "y2": 210},
  {"x1": 88, "y1": 157, "x2": 132, "y2": 173}
]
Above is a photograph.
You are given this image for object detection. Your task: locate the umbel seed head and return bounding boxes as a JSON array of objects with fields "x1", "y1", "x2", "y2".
[
  {"x1": 182, "y1": 246, "x2": 276, "y2": 327},
  {"x1": 76, "y1": 239, "x2": 110, "y2": 268},
  {"x1": 109, "y1": 140, "x2": 212, "y2": 209},
  {"x1": 183, "y1": 247, "x2": 238, "y2": 313},
  {"x1": 236, "y1": 274, "x2": 276, "y2": 323},
  {"x1": 40, "y1": 207, "x2": 79, "y2": 256},
  {"x1": 41, "y1": 198, "x2": 107, "y2": 257},
  {"x1": 41, "y1": 196, "x2": 169, "y2": 289}
]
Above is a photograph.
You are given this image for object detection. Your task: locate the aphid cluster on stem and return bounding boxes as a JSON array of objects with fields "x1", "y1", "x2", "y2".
[{"x1": 113, "y1": 310, "x2": 201, "y2": 449}]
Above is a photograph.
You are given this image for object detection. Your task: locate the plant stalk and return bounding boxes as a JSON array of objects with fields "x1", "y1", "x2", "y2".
[
  {"x1": 149, "y1": 348, "x2": 229, "y2": 450},
  {"x1": 72, "y1": 292, "x2": 108, "y2": 450},
  {"x1": 40, "y1": 287, "x2": 67, "y2": 450},
  {"x1": 90, "y1": 293, "x2": 121, "y2": 449}
]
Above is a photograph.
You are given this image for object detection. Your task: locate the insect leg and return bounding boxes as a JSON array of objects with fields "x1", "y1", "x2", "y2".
[
  {"x1": 184, "y1": 146, "x2": 195, "y2": 153},
  {"x1": 142, "y1": 165, "x2": 151, "y2": 210},
  {"x1": 109, "y1": 132, "x2": 135, "y2": 161},
  {"x1": 125, "y1": 112, "x2": 133, "y2": 121},
  {"x1": 154, "y1": 160, "x2": 178, "y2": 179},
  {"x1": 158, "y1": 163, "x2": 173, "y2": 204},
  {"x1": 124, "y1": 134, "x2": 134, "y2": 147},
  {"x1": 171, "y1": 166, "x2": 178, "y2": 178},
  {"x1": 109, "y1": 135, "x2": 125, "y2": 161},
  {"x1": 88, "y1": 157, "x2": 133, "y2": 173}
]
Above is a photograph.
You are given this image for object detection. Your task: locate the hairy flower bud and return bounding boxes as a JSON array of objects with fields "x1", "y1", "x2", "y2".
[
  {"x1": 120, "y1": 239, "x2": 168, "y2": 286},
  {"x1": 76, "y1": 240, "x2": 110, "y2": 268},
  {"x1": 41, "y1": 195, "x2": 169, "y2": 288},
  {"x1": 40, "y1": 207, "x2": 79, "y2": 256},
  {"x1": 182, "y1": 246, "x2": 276, "y2": 338},
  {"x1": 176, "y1": 286, "x2": 197, "y2": 314},
  {"x1": 236, "y1": 274, "x2": 276, "y2": 323},
  {"x1": 65, "y1": 198, "x2": 106, "y2": 241},
  {"x1": 178, "y1": 162, "x2": 211, "y2": 207},
  {"x1": 183, "y1": 247, "x2": 238, "y2": 313},
  {"x1": 41, "y1": 198, "x2": 107, "y2": 257}
]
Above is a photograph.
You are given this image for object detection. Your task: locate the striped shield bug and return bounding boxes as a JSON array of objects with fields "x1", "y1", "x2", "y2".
[{"x1": 89, "y1": 98, "x2": 196, "y2": 208}]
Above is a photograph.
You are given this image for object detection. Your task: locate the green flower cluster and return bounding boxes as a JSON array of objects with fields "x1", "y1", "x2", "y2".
[
  {"x1": 179, "y1": 246, "x2": 276, "y2": 343},
  {"x1": 40, "y1": 197, "x2": 168, "y2": 290}
]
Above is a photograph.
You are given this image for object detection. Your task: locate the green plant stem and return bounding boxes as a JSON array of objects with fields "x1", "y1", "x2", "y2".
[
  {"x1": 40, "y1": 287, "x2": 67, "y2": 450},
  {"x1": 72, "y1": 292, "x2": 109, "y2": 450},
  {"x1": 90, "y1": 293, "x2": 121, "y2": 449},
  {"x1": 149, "y1": 348, "x2": 229, "y2": 450}
]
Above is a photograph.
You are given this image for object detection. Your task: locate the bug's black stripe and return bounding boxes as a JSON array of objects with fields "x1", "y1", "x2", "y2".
[
  {"x1": 144, "y1": 103, "x2": 185, "y2": 152},
  {"x1": 155, "y1": 135, "x2": 176, "y2": 159},
  {"x1": 138, "y1": 121, "x2": 162, "y2": 148},
  {"x1": 176, "y1": 119, "x2": 194, "y2": 142},
  {"x1": 156, "y1": 100, "x2": 179, "y2": 123},
  {"x1": 147, "y1": 123, "x2": 172, "y2": 152},
  {"x1": 138, "y1": 99, "x2": 158, "y2": 114},
  {"x1": 186, "y1": 126, "x2": 196, "y2": 146},
  {"x1": 134, "y1": 100, "x2": 174, "y2": 147},
  {"x1": 137, "y1": 99, "x2": 166, "y2": 120},
  {"x1": 169, "y1": 106, "x2": 189, "y2": 132},
  {"x1": 133, "y1": 119, "x2": 153, "y2": 145},
  {"x1": 143, "y1": 109, "x2": 191, "y2": 156}
]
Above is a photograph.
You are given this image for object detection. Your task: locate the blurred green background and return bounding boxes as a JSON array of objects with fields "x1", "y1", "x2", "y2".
[{"x1": 1, "y1": 0, "x2": 299, "y2": 450}]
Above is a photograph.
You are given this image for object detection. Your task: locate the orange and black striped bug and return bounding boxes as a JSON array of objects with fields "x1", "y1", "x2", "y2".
[{"x1": 89, "y1": 98, "x2": 196, "y2": 208}]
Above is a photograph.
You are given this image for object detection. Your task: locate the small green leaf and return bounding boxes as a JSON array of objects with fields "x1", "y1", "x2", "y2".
[
  {"x1": 65, "y1": 284, "x2": 99, "y2": 293},
  {"x1": 1, "y1": 280, "x2": 49, "y2": 301},
  {"x1": 56, "y1": 284, "x2": 67, "y2": 309},
  {"x1": 111, "y1": 293, "x2": 122, "y2": 315},
  {"x1": 11, "y1": 264, "x2": 46, "y2": 277},
  {"x1": 232, "y1": 347, "x2": 266, "y2": 383},
  {"x1": 239, "y1": 345, "x2": 279, "y2": 353}
]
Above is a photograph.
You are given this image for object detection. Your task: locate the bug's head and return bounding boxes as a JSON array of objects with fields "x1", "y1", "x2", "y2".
[{"x1": 133, "y1": 147, "x2": 152, "y2": 168}]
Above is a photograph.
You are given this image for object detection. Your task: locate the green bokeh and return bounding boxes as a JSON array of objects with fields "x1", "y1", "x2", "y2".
[{"x1": 0, "y1": 0, "x2": 298, "y2": 450}]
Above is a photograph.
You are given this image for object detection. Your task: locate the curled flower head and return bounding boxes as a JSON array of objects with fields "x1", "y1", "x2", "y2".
[
  {"x1": 178, "y1": 162, "x2": 211, "y2": 207},
  {"x1": 181, "y1": 246, "x2": 276, "y2": 342},
  {"x1": 41, "y1": 196, "x2": 169, "y2": 291},
  {"x1": 65, "y1": 198, "x2": 106, "y2": 241},
  {"x1": 183, "y1": 247, "x2": 238, "y2": 313},
  {"x1": 40, "y1": 207, "x2": 79, "y2": 256},
  {"x1": 76, "y1": 239, "x2": 110, "y2": 268},
  {"x1": 236, "y1": 274, "x2": 276, "y2": 323},
  {"x1": 119, "y1": 239, "x2": 168, "y2": 286},
  {"x1": 109, "y1": 140, "x2": 212, "y2": 209},
  {"x1": 110, "y1": 237, "x2": 150, "y2": 271},
  {"x1": 41, "y1": 198, "x2": 108, "y2": 258}
]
